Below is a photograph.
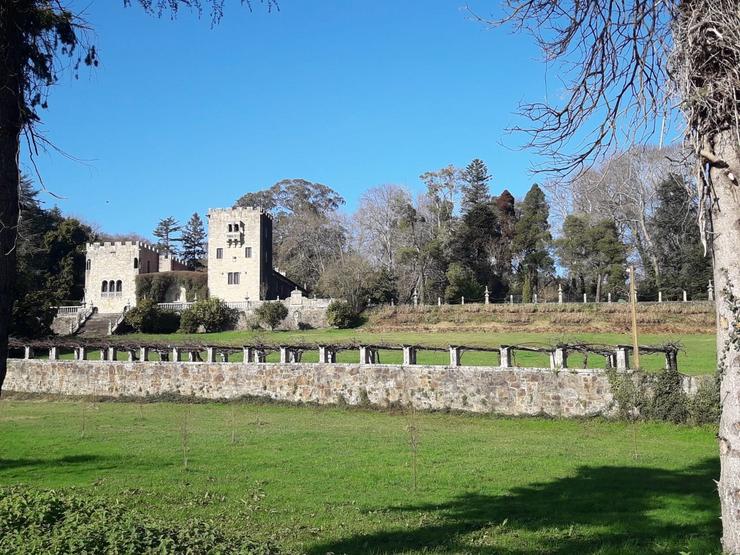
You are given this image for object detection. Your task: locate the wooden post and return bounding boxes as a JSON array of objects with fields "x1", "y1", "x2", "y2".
[{"x1": 629, "y1": 265, "x2": 640, "y2": 370}]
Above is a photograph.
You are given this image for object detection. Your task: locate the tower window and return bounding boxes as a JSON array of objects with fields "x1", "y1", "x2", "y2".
[
  {"x1": 116, "y1": 280, "x2": 123, "y2": 293},
  {"x1": 133, "y1": 257, "x2": 139, "y2": 269},
  {"x1": 228, "y1": 224, "x2": 233, "y2": 232},
  {"x1": 227, "y1": 272, "x2": 240, "y2": 285},
  {"x1": 101, "y1": 281, "x2": 108, "y2": 293},
  {"x1": 216, "y1": 248, "x2": 223, "y2": 259},
  {"x1": 245, "y1": 246, "x2": 252, "y2": 258}
]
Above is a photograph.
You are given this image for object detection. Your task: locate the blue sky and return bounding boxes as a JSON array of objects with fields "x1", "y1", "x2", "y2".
[{"x1": 24, "y1": 1, "x2": 554, "y2": 236}]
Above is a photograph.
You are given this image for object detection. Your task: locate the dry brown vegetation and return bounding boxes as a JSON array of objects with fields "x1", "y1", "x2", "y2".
[{"x1": 366, "y1": 302, "x2": 716, "y2": 335}]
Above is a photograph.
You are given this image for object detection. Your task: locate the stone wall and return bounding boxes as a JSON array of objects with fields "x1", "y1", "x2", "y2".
[{"x1": 2, "y1": 359, "x2": 709, "y2": 417}]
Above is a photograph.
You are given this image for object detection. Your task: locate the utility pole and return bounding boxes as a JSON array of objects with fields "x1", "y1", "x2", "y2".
[{"x1": 629, "y1": 265, "x2": 640, "y2": 369}]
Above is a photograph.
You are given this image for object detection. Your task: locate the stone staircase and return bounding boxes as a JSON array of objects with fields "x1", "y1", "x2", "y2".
[{"x1": 76, "y1": 312, "x2": 121, "y2": 338}]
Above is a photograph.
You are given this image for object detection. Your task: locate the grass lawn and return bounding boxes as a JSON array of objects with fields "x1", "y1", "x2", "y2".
[
  {"x1": 91, "y1": 328, "x2": 718, "y2": 375},
  {"x1": 0, "y1": 399, "x2": 720, "y2": 554}
]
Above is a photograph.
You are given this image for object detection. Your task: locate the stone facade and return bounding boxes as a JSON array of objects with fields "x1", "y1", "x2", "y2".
[
  {"x1": 82, "y1": 207, "x2": 303, "y2": 319},
  {"x1": 84, "y1": 241, "x2": 187, "y2": 313},
  {"x1": 2, "y1": 359, "x2": 710, "y2": 417},
  {"x1": 235, "y1": 290, "x2": 332, "y2": 330}
]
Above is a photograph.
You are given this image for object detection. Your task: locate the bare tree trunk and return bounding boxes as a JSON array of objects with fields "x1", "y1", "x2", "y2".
[
  {"x1": 0, "y1": 14, "x2": 22, "y2": 394},
  {"x1": 712, "y1": 131, "x2": 740, "y2": 553}
]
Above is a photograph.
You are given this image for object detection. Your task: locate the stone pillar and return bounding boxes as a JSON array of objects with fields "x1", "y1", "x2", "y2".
[
  {"x1": 549, "y1": 348, "x2": 567, "y2": 369},
  {"x1": 484, "y1": 286, "x2": 490, "y2": 305},
  {"x1": 412, "y1": 289, "x2": 418, "y2": 307},
  {"x1": 658, "y1": 291, "x2": 662, "y2": 303},
  {"x1": 49, "y1": 347, "x2": 58, "y2": 361},
  {"x1": 665, "y1": 350, "x2": 678, "y2": 371},
  {"x1": 127, "y1": 350, "x2": 135, "y2": 362},
  {"x1": 280, "y1": 347, "x2": 289, "y2": 364},
  {"x1": 449, "y1": 346, "x2": 462, "y2": 367},
  {"x1": 187, "y1": 351, "x2": 196, "y2": 362},
  {"x1": 219, "y1": 351, "x2": 228, "y2": 362},
  {"x1": 171, "y1": 347, "x2": 180, "y2": 362},
  {"x1": 608, "y1": 292, "x2": 612, "y2": 303},
  {"x1": 318, "y1": 345, "x2": 335, "y2": 363},
  {"x1": 437, "y1": 297, "x2": 442, "y2": 306},
  {"x1": 99, "y1": 349, "x2": 107, "y2": 361},
  {"x1": 583, "y1": 293, "x2": 587, "y2": 303},
  {"x1": 108, "y1": 321, "x2": 113, "y2": 335},
  {"x1": 206, "y1": 347, "x2": 216, "y2": 363},
  {"x1": 708, "y1": 280, "x2": 714, "y2": 302},
  {"x1": 139, "y1": 347, "x2": 149, "y2": 362},
  {"x1": 558, "y1": 284, "x2": 563, "y2": 304},
  {"x1": 510, "y1": 294, "x2": 514, "y2": 305},
  {"x1": 243, "y1": 347, "x2": 254, "y2": 363},
  {"x1": 499, "y1": 346, "x2": 512, "y2": 368},
  {"x1": 255, "y1": 350, "x2": 267, "y2": 363},
  {"x1": 615, "y1": 347, "x2": 629, "y2": 370},
  {"x1": 683, "y1": 290, "x2": 688, "y2": 302},
  {"x1": 402, "y1": 345, "x2": 417, "y2": 365},
  {"x1": 461, "y1": 296, "x2": 465, "y2": 305},
  {"x1": 78, "y1": 346, "x2": 87, "y2": 361},
  {"x1": 533, "y1": 293, "x2": 538, "y2": 304},
  {"x1": 107, "y1": 347, "x2": 117, "y2": 361},
  {"x1": 23, "y1": 346, "x2": 33, "y2": 360},
  {"x1": 359, "y1": 346, "x2": 372, "y2": 364}
]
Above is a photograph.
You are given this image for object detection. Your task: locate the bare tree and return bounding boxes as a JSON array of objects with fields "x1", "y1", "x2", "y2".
[
  {"x1": 354, "y1": 185, "x2": 411, "y2": 271},
  {"x1": 482, "y1": 0, "x2": 740, "y2": 548}
]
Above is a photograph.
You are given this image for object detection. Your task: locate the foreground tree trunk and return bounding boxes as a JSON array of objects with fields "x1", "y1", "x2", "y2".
[
  {"x1": 712, "y1": 131, "x2": 740, "y2": 552},
  {"x1": 0, "y1": 8, "x2": 22, "y2": 394}
]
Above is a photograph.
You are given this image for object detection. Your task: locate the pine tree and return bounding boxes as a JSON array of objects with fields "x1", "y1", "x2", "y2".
[
  {"x1": 512, "y1": 184, "x2": 553, "y2": 300},
  {"x1": 180, "y1": 213, "x2": 207, "y2": 270},
  {"x1": 460, "y1": 159, "x2": 492, "y2": 213},
  {"x1": 153, "y1": 217, "x2": 181, "y2": 256}
]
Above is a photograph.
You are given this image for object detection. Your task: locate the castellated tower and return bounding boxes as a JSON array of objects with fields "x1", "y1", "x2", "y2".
[
  {"x1": 207, "y1": 207, "x2": 274, "y2": 302},
  {"x1": 84, "y1": 241, "x2": 187, "y2": 314}
]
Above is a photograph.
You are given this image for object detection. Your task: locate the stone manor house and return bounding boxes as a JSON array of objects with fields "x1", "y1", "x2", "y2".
[{"x1": 84, "y1": 207, "x2": 300, "y2": 315}]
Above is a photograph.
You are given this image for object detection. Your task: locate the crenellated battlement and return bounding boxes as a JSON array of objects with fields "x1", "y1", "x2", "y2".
[
  {"x1": 86, "y1": 240, "x2": 161, "y2": 253},
  {"x1": 208, "y1": 206, "x2": 272, "y2": 219}
]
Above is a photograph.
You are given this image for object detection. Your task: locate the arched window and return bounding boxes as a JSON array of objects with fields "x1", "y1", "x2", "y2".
[
  {"x1": 116, "y1": 280, "x2": 123, "y2": 293},
  {"x1": 133, "y1": 257, "x2": 139, "y2": 269},
  {"x1": 109, "y1": 280, "x2": 115, "y2": 293},
  {"x1": 101, "y1": 281, "x2": 108, "y2": 293},
  {"x1": 86, "y1": 259, "x2": 91, "y2": 271},
  {"x1": 228, "y1": 224, "x2": 233, "y2": 232}
]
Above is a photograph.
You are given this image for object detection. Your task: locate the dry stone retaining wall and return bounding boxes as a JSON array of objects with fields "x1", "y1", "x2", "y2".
[{"x1": 4, "y1": 360, "x2": 708, "y2": 417}]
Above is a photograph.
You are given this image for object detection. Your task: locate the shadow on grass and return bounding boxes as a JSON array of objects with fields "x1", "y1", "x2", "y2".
[
  {"x1": 308, "y1": 459, "x2": 720, "y2": 554},
  {"x1": 0, "y1": 454, "x2": 102, "y2": 471}
]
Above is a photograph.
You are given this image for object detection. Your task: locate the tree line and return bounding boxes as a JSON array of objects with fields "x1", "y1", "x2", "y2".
[{"x1": 235, "y1": 148, "x2": 711, "y2": 309}]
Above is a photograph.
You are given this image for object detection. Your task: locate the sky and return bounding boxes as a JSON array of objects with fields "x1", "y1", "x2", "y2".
[{"x1": 23, "y1": 1, "x2": 558, "y2": 237}]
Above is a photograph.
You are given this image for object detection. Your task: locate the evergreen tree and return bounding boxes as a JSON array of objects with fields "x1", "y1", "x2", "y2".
[
  {"x1": 180, "y1": 213, "x2": 207, "y2": 270},
  {"x1": 491, "y1": 189, "x2": 517, "y2": 296},
  {"x1": 153, "y1": 216, "x2": 181, "y2": 256},
  {"x1": 449, "y1": 203, "x2": 500, "y2": 291},
  {"x1": 556, "y1": 215, "x2": 627, "y2": 301},
  {"x1": 460, "y1": 159, "x2": 492, "y2": 213},
  {"x1": 512, "y1": 184, "x2": 553, "y2": 301},
  {"x1": 650, "y1": 175, "x2": 713, "y2": 299}
]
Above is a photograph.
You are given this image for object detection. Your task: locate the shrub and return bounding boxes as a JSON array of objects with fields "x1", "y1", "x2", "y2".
[
  {"x1": 254, "y1": 302, "x2": 288, "y2": 331},
  {"x1": 0, "y1": 486, "x2": 278, "y2": 554},
  {"x1": 179, "y1": 298, "x2": 238, "y2": 333},
  {"x1": 647, "y1": 366, "x2": 689, "y2": 424},
  {"x1": 123, "y1": 299, "x2": 180, "y2": 333},
  {"x1": 689, "y1": 374, "x2": 721, "y2": 425},
  {"x1": 326, "y1": 300, "x2": 358, "y2": 328}
]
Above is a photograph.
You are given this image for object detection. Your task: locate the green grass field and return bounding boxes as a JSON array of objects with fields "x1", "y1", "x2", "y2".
[
  {"x1": 0, "y1": 399, "x2": 720, "y2": 553},
  {"x1": 78, "y1": 328, "x2": 718, "y2": 375}
]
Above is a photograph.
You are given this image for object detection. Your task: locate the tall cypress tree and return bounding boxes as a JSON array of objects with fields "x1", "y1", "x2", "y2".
[
  {"x1": 512, "y1": 184, "x2": 553, "y2": 301},
  {"x1": 460, "y1": 159, "x2": 492, "y2": 213},
  {"x1": 153, "y1": 217, "x2": 181, "y2": 256},
  {"x1": 180, "y1": 213, "x2": 207, "y2": 270}
]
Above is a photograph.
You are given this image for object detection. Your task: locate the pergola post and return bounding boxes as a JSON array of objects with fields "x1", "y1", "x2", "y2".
[
  {"x1": 499, "y1": 346, "x2": 512, "y2": 368},
  {"x1": 206, "y1": 347, "x2": 216, "y2": 363},
  {"x1": 171, "y1": 347, "x2": 180, "y2": 362},
  {"x1": 139, "y1": 347, "x2": 149, "y2": 362},
  {"x1": 243, "y1": 347, "x2": 254, "y2": 363},
  {"x1": 23, "y1": 346, "x2": 33, "y2": 360},
  {"x1": 549, "y1": 348, "x2": 567, "y2": 369},
  {"x1": 615, "y1": 347, "x2": 630, "y2": 370},
  {"x1": 449, "y1": 346, "x2": 462, "y2": 367},
  {"x1": 49, "y1": 347, "x2": 58, "y2": 361},
  {"x1": 402, "y1": 345, "x2": 417, "y2": 365}
]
